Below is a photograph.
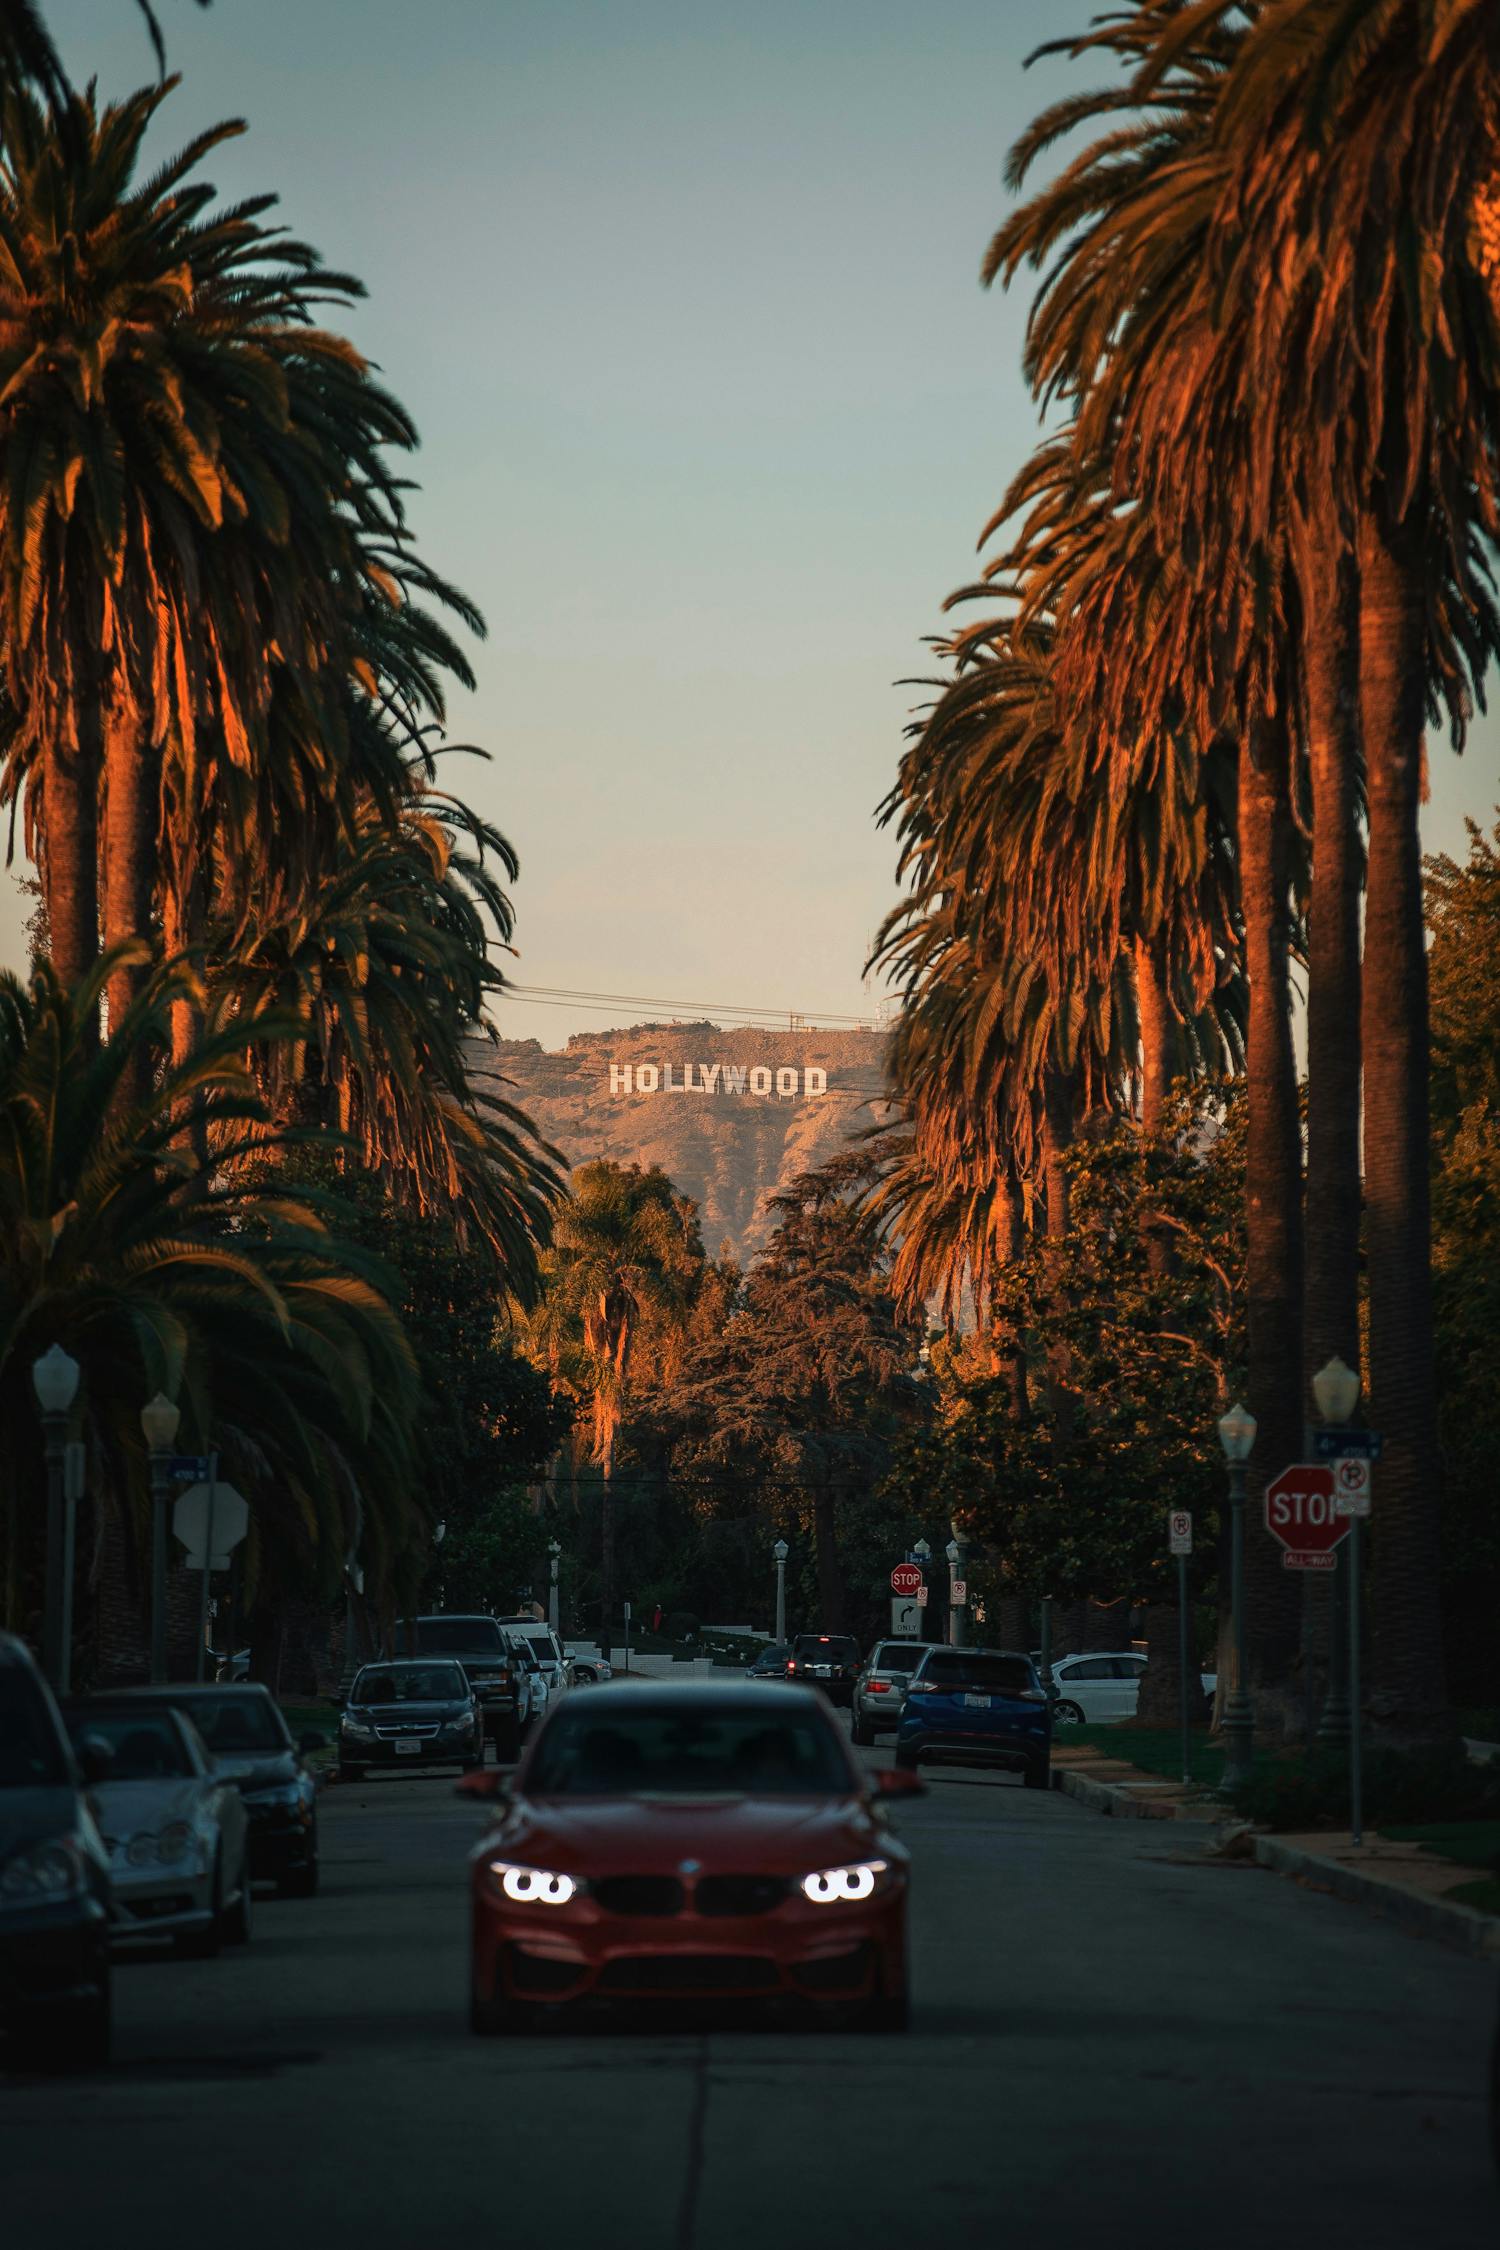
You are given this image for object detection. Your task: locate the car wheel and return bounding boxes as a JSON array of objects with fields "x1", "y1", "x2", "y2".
[
  {"x1": 1023, "y1": 1756, "x2": 1052, "y2": 1791},
  {"x1": 338, "y1": 1761, "x2": 365, "y2": 1783},
  {"x1": 1051, "y1": 1700, "x2": 1085, "y2": 1726},
  {"x1": 224, "y1": 1857, "x2": 255, "y2": 1944},
  {"x1": 573, "y1": 1665, "x2": 596, "y2": 1685},
  {"x1": 177, "y1": 1857, "x2": 224, "y2": 1958},
  {"x1": 496, "y1": 1716, "x2": 521, "y2": 1763},
  {"x1": 278, "y1": 1853, "x2": 319, "y2": 1900}
]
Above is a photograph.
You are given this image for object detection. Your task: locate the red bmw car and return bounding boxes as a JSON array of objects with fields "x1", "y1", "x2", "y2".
[{"x1": 458, "y1": 1680, "x2": 919, "y2": 2034}]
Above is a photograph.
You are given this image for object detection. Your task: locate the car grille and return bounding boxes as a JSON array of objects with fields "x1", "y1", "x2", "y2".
[
  {"x1": 596, "y1": 1955, "x2": 780, "y2": 1995},
  {"x1": 695, "y1": 1874, "x2": 789, "y2": 1917},
  {"x1": 374, "y1": 1723, "x2": 439, "y2": 1739},
  {"x1": 591, "y1": 1875, "x2": 685, "y2": 1917}
]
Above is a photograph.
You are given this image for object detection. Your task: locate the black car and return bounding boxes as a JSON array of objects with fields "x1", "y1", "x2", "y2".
[
  {"x1": 334, "y1": 1660, "x2": 485, "y2": 1779},
  {"x1": 786, "y1": 1633, "x2": 863, "y2": 1706},
  {"x1": 105, "y1": 1685, "x2": 325, "y2": 1898},
  {"x1": 746, "y1": 1641, "x2": 792, "y2": 1680},
  {"x1": 392, "y1": 1614, "x2": 528, "y2": 1760},
  {"x1": 0, "y1": 1634, "x2": 113, "y2": 2068}
]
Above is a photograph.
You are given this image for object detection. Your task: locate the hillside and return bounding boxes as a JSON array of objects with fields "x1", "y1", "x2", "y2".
[{"x1": 468, "y1": 1021, "x2": 893, "y2": 1263}]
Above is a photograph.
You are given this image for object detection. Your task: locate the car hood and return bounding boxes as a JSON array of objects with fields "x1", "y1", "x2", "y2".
[
  {"x1": 0, "y1": 1783, "x2": 83, "y2": 1859},
  {"x1": 91, "y1": 1776, "x2": 204, "y2": 1838},
  {"x1": 208, "y1": 1751, "x2": 299, "y2": 1792},
  {"x1": 482, "y1": 1793, "x2": 887, "y2": 1877}
]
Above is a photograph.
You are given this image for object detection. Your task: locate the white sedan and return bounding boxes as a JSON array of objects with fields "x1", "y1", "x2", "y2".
[
  {"x1": 1045, "y1": 1651, "x2": 1215, "y2": 1726},
  {"x1": 67, "y1": 1700, "x2": 252, "y2": 1955}
]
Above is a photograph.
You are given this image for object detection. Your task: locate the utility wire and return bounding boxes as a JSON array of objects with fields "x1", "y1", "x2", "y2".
[{"x1": 504, "y1": 980, "x2": 891, "y2": 1030}]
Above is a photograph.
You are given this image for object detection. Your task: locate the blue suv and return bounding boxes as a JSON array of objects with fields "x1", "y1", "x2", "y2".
[{"x1": 894, "y1": 1646, "x2": 1052, "y2": 1789}]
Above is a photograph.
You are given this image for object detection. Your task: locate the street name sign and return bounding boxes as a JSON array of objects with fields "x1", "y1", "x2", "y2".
[
  {"x1": 1312, "y1": 1427, "x2": 1382, "y2": 1461},
  {"x1": 1168, "y1": 1511, "x2": 1192, "y2": 1556},
  {"x1": 1332, "y1": 1456, "x2": 1372, "y2": 1519},
  {"x1": 890, "y1": 1562, "x2": 924, "y2": 1597},
  {"x1": 167, "y1": 1453, "x2": 214, "y2": 1483},
  {"x1": 1264, "y1": 1465, "x2": 1349, "y2": 1571}
]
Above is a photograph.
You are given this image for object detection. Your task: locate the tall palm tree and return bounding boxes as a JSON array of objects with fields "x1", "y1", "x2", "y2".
[{"x1": 533, "y1": 1164, "x2": 690, "y2": 1659}]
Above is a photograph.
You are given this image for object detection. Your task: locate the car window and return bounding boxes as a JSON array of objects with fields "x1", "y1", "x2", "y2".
[
  {"x1": 525, "y1": 1702, "x2": 852, "y2": 1797},
  {"x1": 351, "y1": 1663, "x2": 467, "y2": 1704},
  {"x1": 1114, "y1": 1657, "x2": 1148, "y2": 1678},
  {"x1": 151, "y1": 1692, "x2": 290, "y2": 1753},
  {"x1": 872, "y1": 1644, "x2": 926, "y2": 1673},
  {"x1": 0, "y1": 1660, "x2": 68, "y2": 1788},
  {"x1": 1065, "y1": 1658, "x2": 1113, "y2": 1682},
  {"x1": 921, "y1": 1653, "x2": 1035, "y2": 1694},
  {"x1": 68, "y1": 1709, "x2": 193, "y2": 1779}
]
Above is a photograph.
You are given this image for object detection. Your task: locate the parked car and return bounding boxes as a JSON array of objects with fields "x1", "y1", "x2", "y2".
[
  {"x1": 63, "y1": 1699, "x2": 251, "y2": 1955},
  {"x1": 1046, "y1": 1650, "x2": 1216, "y2": 1726},
  {"x1": 458, "y1": 1679, "x2": 920, "y2": 2034},
  {"x1": 335, "y1": 1661, "x2": 485, "y2": 1780},
  {"x1": 0, "y1": 1634, "x2": 113, "y2": 2068},
  {"x1": 746, "y1": 1642, "x2": 792, "y2": 1680},
  {"x1": 393, "y1": 1614, "x2": 529, "y2": 1760},
  {"x1": 786, "y1": 1633, "x2": 863, "y2": 1707},
  {"x1": 851, "y1": 1640, "x2": 930, "y2": 1746},
  {"x1": 504, "y1": 1629, "x2": 550, "y2": 1728},
  {"x1": 497, "y1": 1619, "x2": 574, "y2": 1702},
  {"x1": 104, "y1": 1684, "x2": 324, "y2": 1897},
  {"x1": 567, "y1": 1649, "x2": 615, "y2": 1686},
  {"x1": 895, "y1": 1646, "x2": 1052, "y2": 1787}
]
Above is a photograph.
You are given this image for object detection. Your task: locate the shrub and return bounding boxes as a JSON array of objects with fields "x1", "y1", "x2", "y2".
[{"x1": 1230, "y1": 1742, "x2": 1500, "y2": 1831}]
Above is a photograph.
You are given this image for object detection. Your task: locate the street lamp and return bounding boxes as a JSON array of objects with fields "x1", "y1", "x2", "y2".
[
  {"x1": 141, "y1": 1392, "x2": 181, "y2": 1684},
  {"x1": 548, "y1": 1539, "x2": 562, "y2": 1635},
  {"x1": 772, "y1": 1538, "x2": 789, "y2": 1644},
  {"x1": 946, "y1": 1537, "x2": 964, "y2": 1648},
  {"x1": 1217, "y1": 1400, "x2": 1257, "y2": 1793},
  {"x1": 32, "y1": 1347, "x2": 79, "y2": 1688}
]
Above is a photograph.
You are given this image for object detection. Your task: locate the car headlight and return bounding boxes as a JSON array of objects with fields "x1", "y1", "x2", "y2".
[
  {"x1": 800, "y1": 1860, "x2": 889, "y2": 1903},
  {"x1": 0, "y1": 1838, "x2": 84, "y2": 1904},
  {"x1": 342, "y1": 1718, "x2": 377, "y2": 1740},
  {"x1": 243, "y1": 1781, "x2": 305, "y2": 1809},
  {"x1": 126, "y1": 1832, "x2": 159, "y2": 1868},
  {"x1": 157, "y1": 1823, "x2": 193, "y2": 1863},
  {"x1": 487, "y1": 1860, "x2": 577, "y2": 1905}
]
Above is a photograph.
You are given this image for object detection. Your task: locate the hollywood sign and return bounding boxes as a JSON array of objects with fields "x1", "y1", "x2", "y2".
[{"x1": 608, "y1": 1062, "x2": 828, "y2": 1099}]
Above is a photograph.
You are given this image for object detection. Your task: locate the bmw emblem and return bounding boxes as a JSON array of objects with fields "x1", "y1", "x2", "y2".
[{"x1": 678, "y1": 1858, "x2": 701, "y2": 1876}]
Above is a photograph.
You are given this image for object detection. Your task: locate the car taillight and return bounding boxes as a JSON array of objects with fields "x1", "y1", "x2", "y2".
[
  {"x1": 1018, "y1": 1688, "x2": 1047, "y2": 1703},
  {"x1": 867, "y1": 1681, "x2": 890, "y2": 1694},
  {"x1": 908, "y1": 1680, "x2": 938, "y2": 1694}
]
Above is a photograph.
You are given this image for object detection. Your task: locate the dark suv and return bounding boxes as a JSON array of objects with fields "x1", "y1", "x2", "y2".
[
  {"x1": 786, "y1": 1633, "x2": 863, "y2": 1706},
  {"x1": 0, "y1": 1634, "x2": 113, "y2": 2068},
  {"x1": 393, "y1": 1615, "x2": 527, "y2": 1760}
]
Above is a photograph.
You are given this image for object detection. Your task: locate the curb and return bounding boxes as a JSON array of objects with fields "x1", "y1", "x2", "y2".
[
  {"x1": 1252, "y1": 1836, "x2": 1500, "y2": 1959},
  {"x1": 1053, "y1": 1767, "x2": 1192, "y2": 1821}
]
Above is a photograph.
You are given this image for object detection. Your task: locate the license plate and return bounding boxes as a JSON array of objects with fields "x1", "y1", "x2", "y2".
[
  {"x1": 395, "y1": 1740, "x2": 422, "y2": 1755},
  {"x1": 963, "y1": 1693, "x2": 991, "y2": 1709}
]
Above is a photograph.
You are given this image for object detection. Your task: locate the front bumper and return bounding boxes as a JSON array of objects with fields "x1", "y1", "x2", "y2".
[
  {"x1": 242, "y1": 1796, "x2": 317, "y2": 1878},
  {"x1": 473, "y1": 1883, "x2": 905, "y2": 2008},
  {"x1": 0, "y1": 1898, "x2": 110, "y2": 2015},
  {"x1": 107, "y1": 1863, "x2": 215, "y2": 1945}
]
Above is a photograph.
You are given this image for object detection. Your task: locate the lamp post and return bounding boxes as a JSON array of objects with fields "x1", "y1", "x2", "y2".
[
  {"x1": 772, "y1": 1539, "x2": 789, "y2": 1644},
  {"x1": 912, "y1": 1538, "x2": 931, "y2": 1642},
  {"x1": 1311, "y1": 1354, "x2": 1364, "y2": 1843},
  {"x1": 946, "y1": 1538, "x2": 964, "y2": 1648},
  {"x1": 32, "y1": 1347, "x2": 80, "y2": 1688},
  {"x1": 1217, "y1": 1400, "x2": 1258, "y2": 1793},
  {"x1": 433, "y1": 1517, "x2": 447, "y2": 1607},
  {"x1": 140, "y1": 1392, "x2": 181, "y2": 1684},
  {"x1": 548, "y1": 1540, "x2": 562, "y2": 1635}
]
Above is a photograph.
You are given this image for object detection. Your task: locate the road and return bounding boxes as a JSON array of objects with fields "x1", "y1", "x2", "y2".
[{"x1": 6, "y1": 1723, "x2": 1495, "y2": 2249}]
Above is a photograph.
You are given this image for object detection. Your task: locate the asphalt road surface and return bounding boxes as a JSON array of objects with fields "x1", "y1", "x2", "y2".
[{"x1": 6, "y1": 1722, "x2": 1495, "y2": 2249}]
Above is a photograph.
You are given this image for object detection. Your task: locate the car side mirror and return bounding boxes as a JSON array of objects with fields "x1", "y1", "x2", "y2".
[
  {"x1": 298, "y1": 1730, "x2": 330, "y2": 1756},
  {"x1": 455, "y1": 1769, "x2": 509, "y2": 1803},
  {"x1": 870, "y1": 1768, "x2": 926, "y2": 1799},
  {"x1": 76, "y1": 1733, "x2": 115, "y2": 1785}
]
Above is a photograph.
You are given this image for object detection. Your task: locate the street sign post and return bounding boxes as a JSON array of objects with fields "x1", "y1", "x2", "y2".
[
  {"x1": 1264, "y1": 1465, "x2": 1349, "y2": 1570},
  {"x1": 1168, "y1": 1512, "x2": 1193, "y2": 1783},
  {"x1": 1323, "y1": 1447, "x2": 1375, "y2": 1848},
  {"x1": 172, "y1": 1462, "x2": 249, "y2": 1682},
  {"x1": 890, "y1": 1595, "x2": 922, "y2": 1636},
  {"x1": 1332, "y1": 1456, "x2": 1371, "y2": 1518},
  {"x1": 890, "y1": 1562, "x2": 924, "y2": 1597}
]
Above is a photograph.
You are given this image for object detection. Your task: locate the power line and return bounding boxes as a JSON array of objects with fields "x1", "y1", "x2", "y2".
[{"x1": 504, "y1": 981, "x2": 892, "y2": 1031}]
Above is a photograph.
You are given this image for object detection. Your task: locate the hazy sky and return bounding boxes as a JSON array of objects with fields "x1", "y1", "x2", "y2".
[{"x1": 13, "y1": 0, "x2": 1498, "y2": 1049}]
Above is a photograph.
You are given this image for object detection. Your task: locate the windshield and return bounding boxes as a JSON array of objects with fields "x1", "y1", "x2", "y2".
[
  {"x1": 397, "y1": 1619, "x2": 505, "y2": 1657},
  {"x1": 0, "y1": 1663, "x2": 68, "y2": 1788},
  {"x1": 872, "y1": 1644, "x2": 926, "y2": 1673},
  {"x1": 921, "y1": 1654, "x2": 1035, "y2": 1695},
  {"x1": 525, "y1": 1701, "x2": 852, "y2": 1797},
  {"x1": 157, "y1": 1693, "x2": 289, "y2": 1754},
  {"x1": 69, "y1": 1709, "x2": 193, "y2": 1779},
  {"x1": 351, "y1": 1664, "x2": 468, "y2": 1705}
]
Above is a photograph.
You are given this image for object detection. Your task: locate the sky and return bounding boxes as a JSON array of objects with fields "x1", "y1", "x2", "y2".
[{"x1": 11, "y1": 0, "x2": 1498, "y2": 1050}]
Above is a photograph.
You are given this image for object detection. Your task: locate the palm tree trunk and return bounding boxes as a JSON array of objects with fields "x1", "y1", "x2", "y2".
[
  {"x1": 1236, "y1": 719, "x2": 1303, "y2": 1731},
  {"x1": 813, "y1": 1474, "x2": 846, "y2": 1633},
  {"x1": 1357, "y1": 510, "x2": 1447, "y2": 1736},
  {"x1": 101, "y1": 705, "x2": 158, "y2": 1101},
  {"x1": 1134, "y1": 930, "x2": 1179, "y2": 1133},
  {"x1": 1299, "y1": 533, "x2": 1364, "y2": 1720},
  {"x1": 598, "y1": 1444, "x2": 615, "y2": 1663},
  {"x1": 40, "y1": 737, "x2": 100, "y2": 998}
]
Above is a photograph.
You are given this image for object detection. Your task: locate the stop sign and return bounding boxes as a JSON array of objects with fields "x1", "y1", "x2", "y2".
[
  {"x1": 1264, "y1": 1466, "x2": 1350, "y2": 1568},
  {"x1": 890, "y1": 1562, "x2": 924, "y2": 1597}
]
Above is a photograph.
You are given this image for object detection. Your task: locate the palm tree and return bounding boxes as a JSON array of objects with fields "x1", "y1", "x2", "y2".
[
  {"x1": 0, "y1": 945, "x2": 422, "y2": 1663},
  {"x1": 533, "y1": 1164, "x2": 691, "y2": 1659}
]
